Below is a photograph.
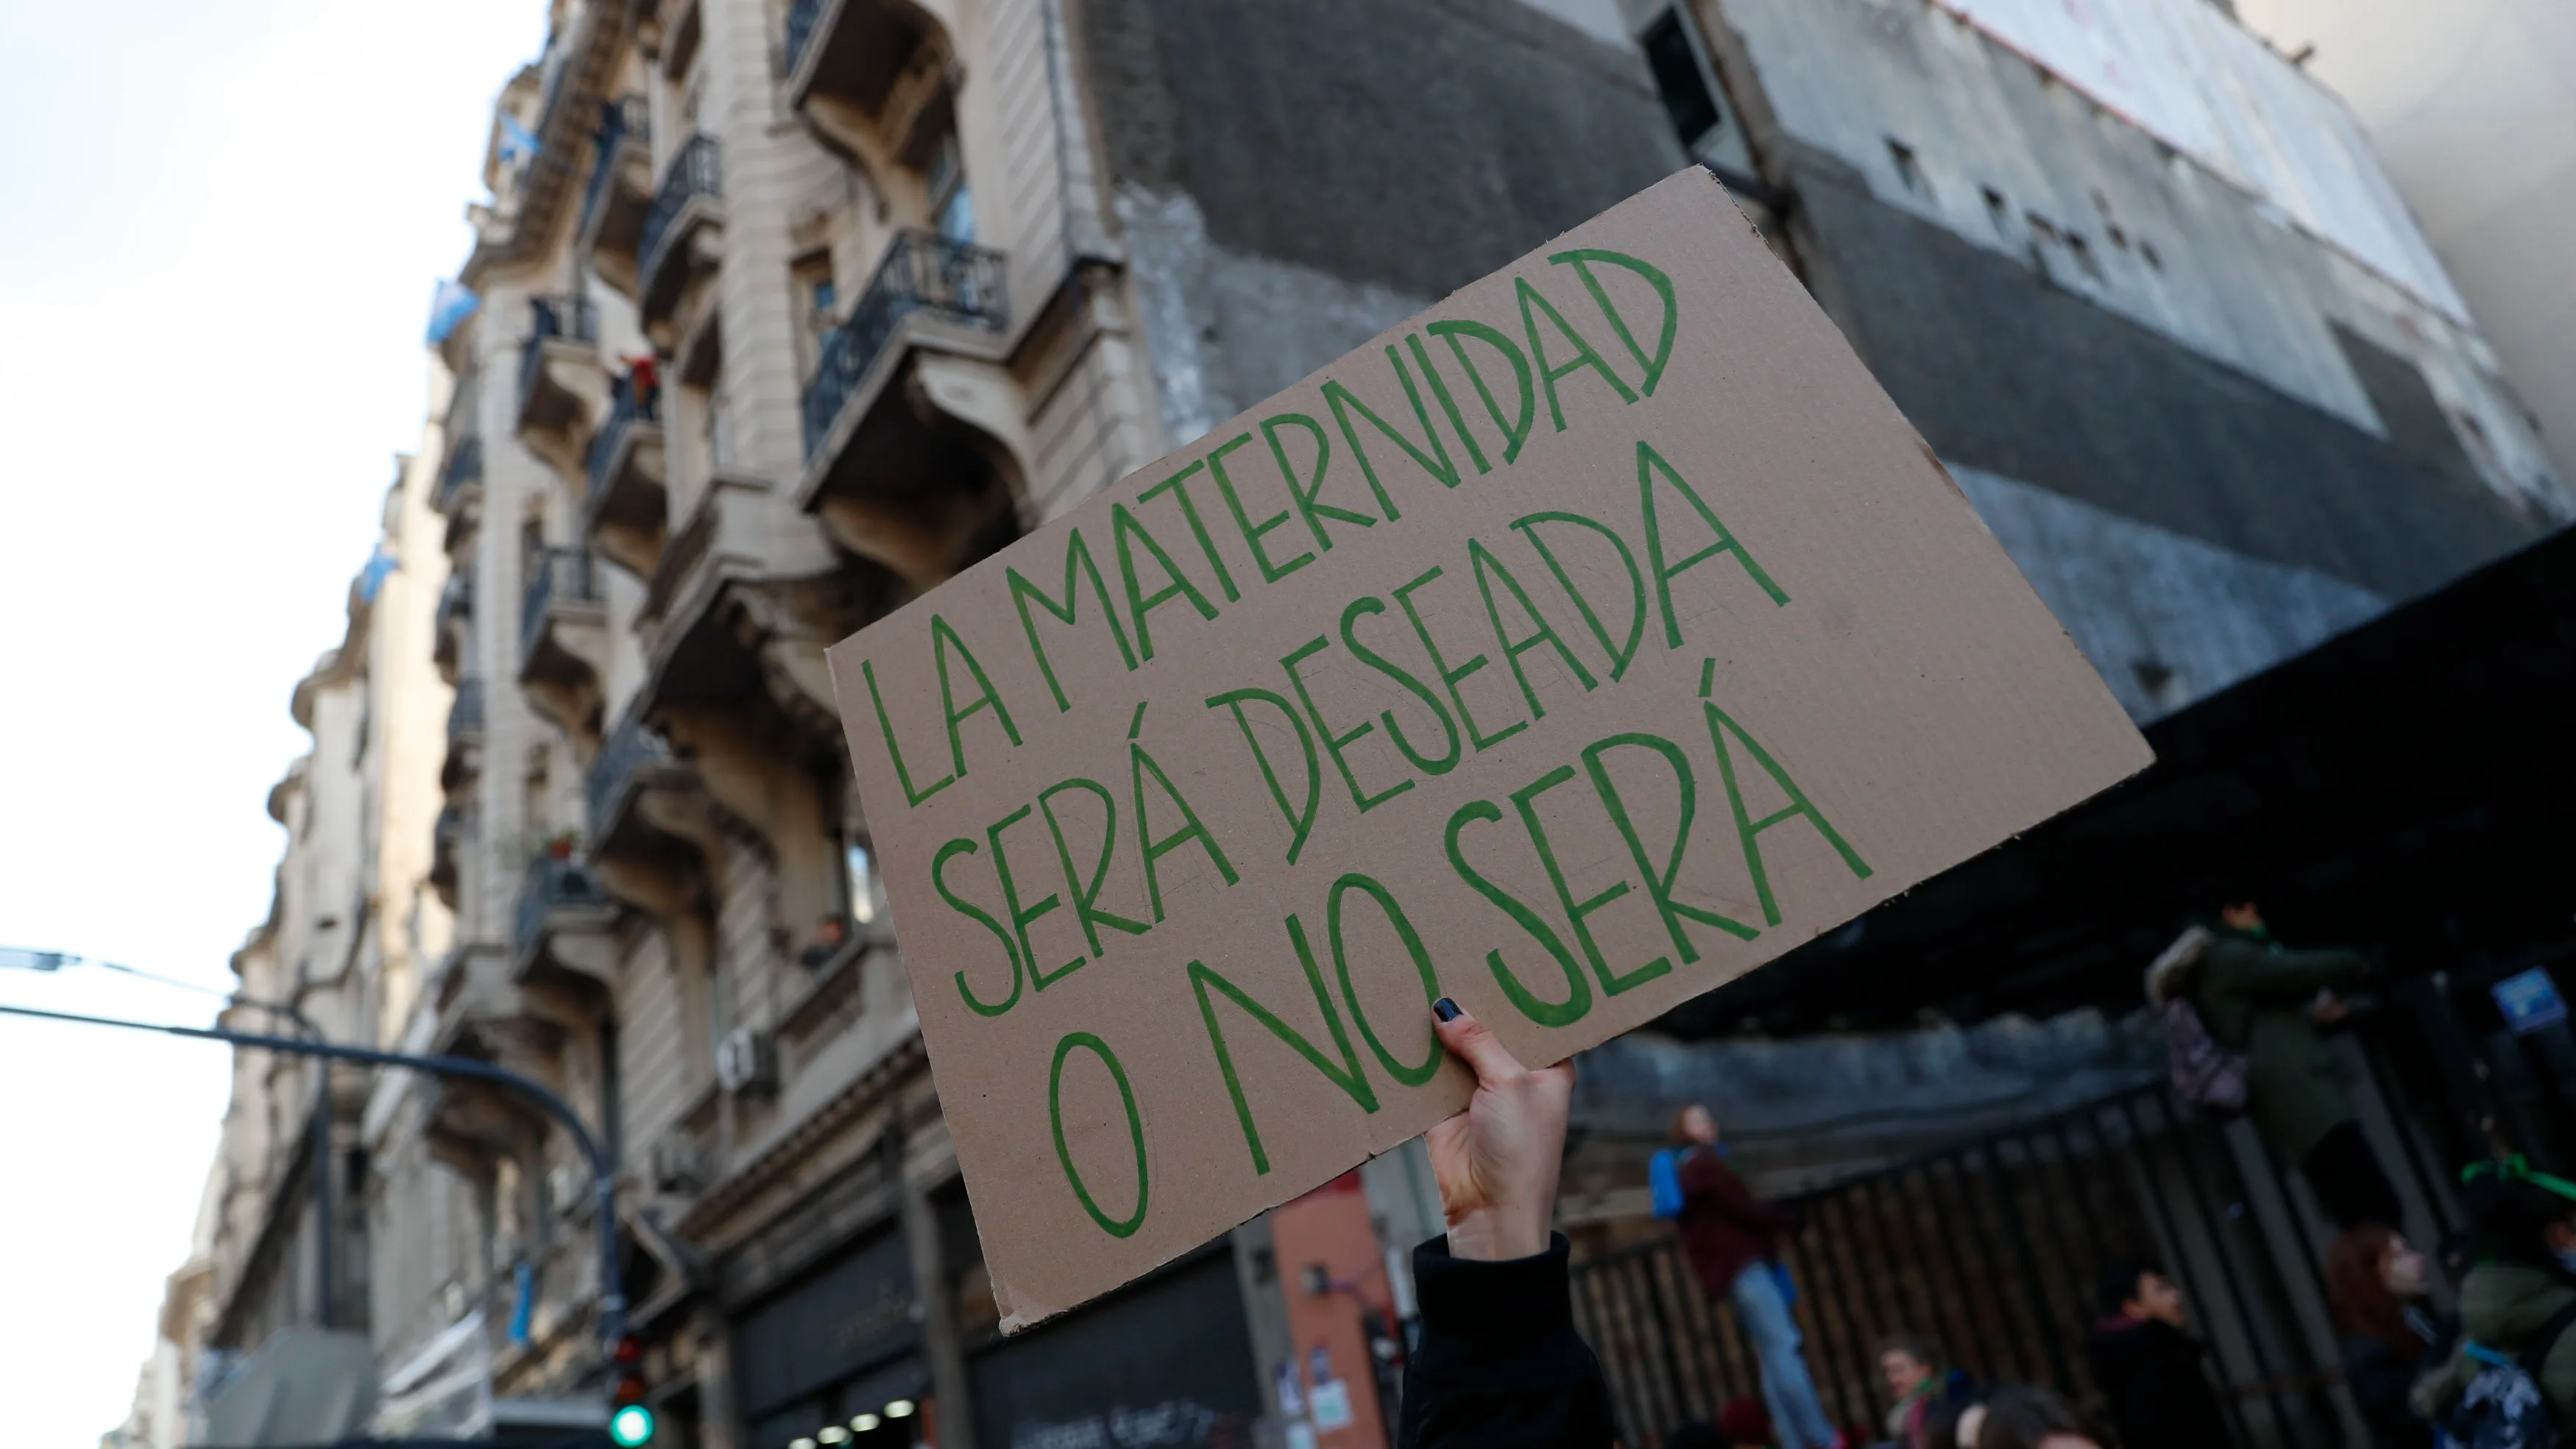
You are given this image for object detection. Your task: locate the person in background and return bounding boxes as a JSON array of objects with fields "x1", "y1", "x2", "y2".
[
  {"x1": 798, "y1": 913, "x2": 850, "y2": 968},
  {"x1": 1670, "y1": 1102, "x2": 1845, "y2": 1449},
  {"x1": 2150, "y1": 901, "x2": 2396, "y2": 1230},
  {"x1": 1875, "y1": 1332, "x2": 1947, "y2": 1448},
  {"x1": 1917, "y1": 1394, "x2": 1984, "y2": 1449},
  {"x1": 1397, "y1": 998, "x2": 1611, "y2": 1448},
  {"x1": 1713, "y1": 1399, "x2": 1772, "y2": 1448},
  {"x1": 2326, "y1": 1225, "x2": 2455, "y2": 1448},
  {"x1": 2412, "y1": 1164, "x2": 2576, "y2": 1429},
  {"x1": 1973, "y1": 1386, "x2": 2109, "y2": 1449},
  {"x1": 2086, "y1": 1254, "x2": 2232, "y2": 1448},
  {"x1": 1660, "y1": 1423, "x2": 1724, "y2": 1449}
]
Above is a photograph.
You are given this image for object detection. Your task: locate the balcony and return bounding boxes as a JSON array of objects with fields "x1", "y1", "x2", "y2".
[
  {"x1": 784, "y1": 0, "x2": 955, "y2": 167},
  {"x1": 514, "y1": 294, "x2": 604, "y2": 460},
  {"x1": 430, "y1": 806, "x2": 464, "y2": 907},
  {"x1": 576, "y1": 97, "x2": 655, "y2": 300},
  {"x1": 585, "y1": 717, "x2": 698, "y2": 871},
  {"x1": 511, "y1": 854, "x2": 617, "y2": 1007},
  {"x1": 435, "y1": 436, "x2": 484, "y2": 516},
  {"x1": 433, "y1": 570, "x2": 474, "y2": 682},
  {"x1": 442, "y1": 679, "x2": 486, "y2": 792},
  {"x1": 516, "y1": 547, "x2": 607, "y2": 732},
  {"x1": 583, "y1": 368, "x2": 668, "y2": 579},
  {"x1": 637, "y1": 136, "x2": 722, "y2": 333},
  {"x1": 796, "y1": 232, "x2": 1021, "y2": 584}
]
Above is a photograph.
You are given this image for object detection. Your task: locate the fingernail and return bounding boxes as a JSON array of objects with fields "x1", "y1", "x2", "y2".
[{"x1": 1433, "y1": 997, "x2": 1460, "y2": 1022}]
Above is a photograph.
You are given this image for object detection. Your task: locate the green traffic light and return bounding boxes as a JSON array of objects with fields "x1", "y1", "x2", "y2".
[{"x1": 609, "y1": 1403, "x2": 657, "y2": 1446}]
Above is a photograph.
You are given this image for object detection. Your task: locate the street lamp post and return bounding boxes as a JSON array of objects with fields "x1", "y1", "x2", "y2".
[
  {"x1": 0, "y1": 999, "x2": 628, "y2": 1351},
  {"x1": 3, "y1": 950, "x2": 341, "y2": 1332}
]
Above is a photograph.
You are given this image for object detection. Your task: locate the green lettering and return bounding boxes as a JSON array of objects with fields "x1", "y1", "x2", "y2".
[
  {"x1": 1469, "y1": 539, "x2": 1597, "y2": 720},
  {"x1": 1394, "y1": 565, "x2": 1524, "y2": 753},
  {"x1": 1323, "y1": 347, "x2": 1459, "y2": 522},
  {"x1": 1190, "y1": 918, "x2": 1380, "y2": 1176},
  {"x1": 1443, "y1": 800, "x2": 1593, "y2": 1028},
  {"x1": 933, "y1": 614, "x2": 1022, "y2": 777},
  {"x1": 1137, "y1": 459, "x2": 1241, "y2": 603},
  {"x1": 1550, "y1": 248, "x2": 1679, "y2": 397},
  {"x1": 1130, "y1": 738, "x2": 1240, "y2": 921},
  {"x1": 863, "y1": 657, "x2": 955, "y2": 807},
  {"x1": 987, "y1": 804, "x2": 1081, "y2": 990},
  {"x1": 932, "y1": 837, "x2": 1022, "y2": 1016},
  {"x1": 1640, "y1": 441, "x2": 1788, "y2": 649},
  {"x1": 1008, "y1": 526, "x2": 1139, "y2": 712},
  {"x1": 1702, "y1": 700, "x2": 1872, "y2": 926},
  {"x1": 1207, "y1": 687, "x2": 1323, "y2": 865},
  {"x1": 1579, "y1": 732, "x2": 1758, "y2": 966},
  {"x1": 1263, "y1": 411, "x2": 1373, "y2": 556},
  {"x1": 1111, "y1": 500, "x2": 1222, "y2": 662},
  {"x1": 1037, "y1": 778, "x2": 1149, "y2": 958},
  {"x1": 1518, "y1": 275, "x2": 1638, "y2": 432},
  {"x1": 1328, "y1": 873, "x2": 1446, "y2": 1088},
  {"x1": 1340, "y1": 596, "x2": 1460, "y2": 777},
  {"x1": 1050, "y1": 1032, "x2": 1147, "y2": 1237},
  {"x1": 1512, "y1": 765, "x2": 1666, "y2": 996},
  {"x1": 1404, "y1": 332, "x2": 1487, "y2": 476},
  {"x1": 1204, "y1": 431, "x2": 1315, "y2": 584},
  {"x1": 1427, "y1": 319, "x2": 1536, "y2": 464},
  {"x1": 1282, "y1": 636, "x2": 1413, "y2": 815},
  {"x1": 1512, "y1": 510, "x2": 1649, "y2": 682}
]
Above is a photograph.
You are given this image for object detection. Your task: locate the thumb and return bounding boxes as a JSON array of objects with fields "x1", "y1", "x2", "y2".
[{"x1": 1433, "y1": 998, "x2": 1525, "y2": 1087}]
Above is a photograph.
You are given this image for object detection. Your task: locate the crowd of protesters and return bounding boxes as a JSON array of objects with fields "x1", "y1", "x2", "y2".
[{"x1": 1394, "y1": 902, "x2": 2576, "y2": 1448}]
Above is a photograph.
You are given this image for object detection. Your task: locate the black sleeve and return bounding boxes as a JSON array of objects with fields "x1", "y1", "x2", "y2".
[{"x1": 1397, "y1": 1234, "x2": 1616, "y2": 1449}]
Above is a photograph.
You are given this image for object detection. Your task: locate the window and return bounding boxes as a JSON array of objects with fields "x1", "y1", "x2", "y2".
[
  {"x1": 792, "y1": 252, "x2": 837, "y2": 376},
  {"x1": 1641, "y1": 9, "x2": 1723, "y2": 155},
  {"x1": 929, "y1": 135, "x2": 974, "y2": 244},
  {"x1": 843, "y1": 837, "x2": 877, "y2": 925},
  {"x1": 1886, "y1": 139, "x2": 1929, "y2": 199}
]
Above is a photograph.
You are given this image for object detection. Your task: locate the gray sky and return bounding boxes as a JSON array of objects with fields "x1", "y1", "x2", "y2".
[{"x1": 0, "y1": 0, "x2": 539, "y2": 1439}]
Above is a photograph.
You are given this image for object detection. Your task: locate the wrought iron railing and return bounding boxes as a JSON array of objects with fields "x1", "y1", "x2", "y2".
[
  {"x1": 513, "y1": 855, "x2": 609, "y2": 962},
  {"x1": 576, "y1": 96, "x2": 651, "y2": 244},
  {"x1": 799, "y1": 230, "x2": 1008, "y2": 459},
  {"x1": 1567, "y1": 1072, "x2": 2463, "y2": 1449},
  {"x1": 784, "y1": 0, "x2": 829, "y2": 79},
  {"x1": 437, "y1": 436, "x2": 485, "y2": 515},
  {"x1": 586, "y1": 718, "x2": 674, "y2": 838},
  {"x1": 434, "y1": 570, "x2": 475, "y2": 637},
  {"x1": 520, "y1": 547, "x2": 600, "y2": 659},
  {"x1": 516, "y1": 294, "x2": 599, "y2": 421},
  {"x1": 446, "y1": 679, "x2": 486, "y2": 746},
  {"x1": 639, "y1": 135, "x2": 721, "y2": 287},
  {"x1": 585, "y1": 368, "x2": 663, "y2": 502}
]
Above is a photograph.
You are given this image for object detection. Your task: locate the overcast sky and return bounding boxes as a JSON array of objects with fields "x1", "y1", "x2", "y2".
[{"x1": 0, "y1": 1, "x2": 540, "y2": 1439}]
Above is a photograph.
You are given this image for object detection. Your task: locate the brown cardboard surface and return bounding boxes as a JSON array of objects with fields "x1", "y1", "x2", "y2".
[{"x1": 826, "y1": 169, "x2": 2151, "y2": 1331}]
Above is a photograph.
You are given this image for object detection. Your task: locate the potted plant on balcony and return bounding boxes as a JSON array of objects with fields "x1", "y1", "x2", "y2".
[{"x1": 545, "y1": 829, "x2": 581, "y2": 861}]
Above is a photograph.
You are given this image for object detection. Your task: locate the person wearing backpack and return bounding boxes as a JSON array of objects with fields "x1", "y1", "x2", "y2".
[
  {"x1": 1661, "y1": 1103, "x2": 1845, "y2": 1449},
  {"x1": 2411, "y1": 1163, "x2": 2576, "y2": 1446},
  {"x1": 2146, "y1": 901, "x2": 2396, "y2": 1230}
]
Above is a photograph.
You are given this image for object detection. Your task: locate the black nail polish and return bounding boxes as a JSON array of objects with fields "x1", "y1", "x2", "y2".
[{"x1": 1433, "y1": 996, "x2": 1460, "y2": 1022}]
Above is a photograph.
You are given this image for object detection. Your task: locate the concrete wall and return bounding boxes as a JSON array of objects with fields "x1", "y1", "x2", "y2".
[
  {"x1": 1078, "y1": 0, "x2": 1688, "y2": 442},
  {"x1": 2237, "y1": 0, "x2": 2576, "y2": 489}
]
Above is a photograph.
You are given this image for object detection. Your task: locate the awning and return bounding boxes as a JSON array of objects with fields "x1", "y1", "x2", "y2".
[{"x1": 1674, "y1": 525, "x2": 2576, "y2": 1036}]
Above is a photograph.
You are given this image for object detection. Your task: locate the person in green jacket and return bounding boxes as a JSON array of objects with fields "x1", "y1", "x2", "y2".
[
  {"x1": 2147, "y1": 901, "x2": 2399, "y2": 1230},
  {"x1": 2413, "y1": 1166, "x2": 2576, "y2": 1428}
]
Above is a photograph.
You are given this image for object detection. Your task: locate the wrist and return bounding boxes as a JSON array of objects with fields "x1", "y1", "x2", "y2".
[{"x1": 1446, "y1": 1205, "x2": 1549, "y2": 1262}]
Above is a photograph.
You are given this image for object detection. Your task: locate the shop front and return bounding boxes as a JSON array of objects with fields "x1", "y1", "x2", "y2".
[{"x1": 732, "y1": 1227, "x2": 933, "y2": 1449}]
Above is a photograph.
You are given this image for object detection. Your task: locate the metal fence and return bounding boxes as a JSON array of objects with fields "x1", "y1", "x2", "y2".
[
  {"x1": 1570, "y1": 1069, "x2": 2466, "y2": 1449},
  {"x1": 799, "y1": 229, "x2": 1008, "y2": 459}
]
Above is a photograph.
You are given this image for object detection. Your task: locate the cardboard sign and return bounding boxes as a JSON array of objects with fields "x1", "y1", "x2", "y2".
[{"x1": 827, "y1": 169, "x2": 2151, "y2": 1329}]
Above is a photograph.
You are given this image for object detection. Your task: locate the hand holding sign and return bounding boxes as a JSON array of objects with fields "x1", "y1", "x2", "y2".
[
  {"x1": 828, "y1": 168, "x2": 2151, "y2": 1328},
  {"x1": 1426, "y1": 998, "x2": 1575, "y2": 1263}
]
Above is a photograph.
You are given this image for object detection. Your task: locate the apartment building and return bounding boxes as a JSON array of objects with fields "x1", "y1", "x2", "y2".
[
  {"x1": 107, "y1": 437, "x2": 457, "y2": 1447},
  {"x1": 378, "y1": 0, "x2": 1682, "y2": 1446},
  {"x1": 138, "y1": 0, "x2": 2571, "y2": 1446}
]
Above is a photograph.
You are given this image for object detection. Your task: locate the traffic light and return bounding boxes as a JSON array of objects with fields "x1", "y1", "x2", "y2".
[{"x1": 607, "y1": 1333, "x2": 657, "y2": 1446}]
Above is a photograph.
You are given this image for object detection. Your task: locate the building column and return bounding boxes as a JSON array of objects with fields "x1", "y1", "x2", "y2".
[{"x1": 899, "y1": 1169, "x2": 973, "y2": 1449}]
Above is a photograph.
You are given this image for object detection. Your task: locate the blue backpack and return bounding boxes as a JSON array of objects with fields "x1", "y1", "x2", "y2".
[{"x1": 1649, "y1": 1148, "x2": 1688, "y2": 1219}]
